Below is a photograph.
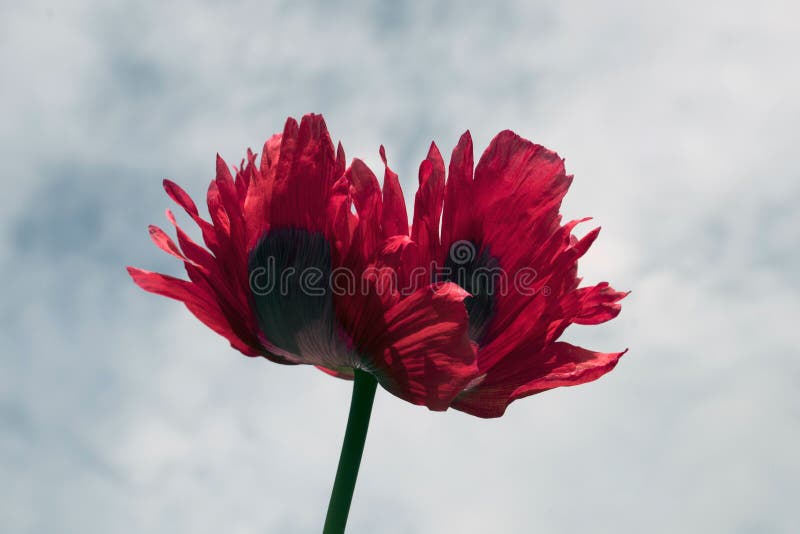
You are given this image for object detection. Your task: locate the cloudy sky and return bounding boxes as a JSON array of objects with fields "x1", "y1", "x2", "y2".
[{"x1": 2, "y1": 1, "x2": 799, "y2": 532}]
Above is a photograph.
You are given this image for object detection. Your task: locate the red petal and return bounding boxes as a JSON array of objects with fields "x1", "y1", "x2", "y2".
[
  {"x1": 163, "y1": 179, "x2": 199, "y2": 217},
  {"x1": 441, "y1": 131, "x2": 475, "y2": 250},
  {"x1": 163, "y1": 179, "x2": 219, "y2": 252},
  {"x1": 542, "y1": 226, "x2": 602, "y2": 303},
  {"x1": 244, "y1": 149, "x2": 275, "y2": 251},
  {"x1": 260, "y1": 133, "x2": 283, "y2": 175},
  {"x1": 475, "y1": 291, "x2": 549, "y2": 372},
  {"x1": 375, "y1": 235, "x2": 419, "y2": 306},
  {"x1": 474, "y1": 131, "x2": 569, "y2": 220},
  {"x1": 126, "y1": 267, "x2": 259, "y2": 356},
  {"x1": 274, "y1": 116, "x2": 300, "y2": 175},
  {"x1": 336, "y1": 141, "x2": 346, "y2": 178},
  {"x1": 346, "y1": 158, "x2": 383, "y2": 258},
  {"x1": 147, "y1": 224, "x2": 194, "y2": 264},
  {"x1": 159, "y1": 194, "x2": 261, "y2": 356},
  {"x1": 477, "y1": 223, "x2": 613, "y2": 376},
  {"x1": 572, "y1": 282, "x2": 629, "y2": 325},
  {"x1": 206, "y1": 180, "x2": 230, "y2": 238},
  {"x1": 327, "y1": 175, "x2": 356, "y2": 262},
  {"x1": 471, "y1": 131, "x2": 571, "y2": 268},
  {"x1": 379, "y1": 145, "x2": 409, "y2": 238},
  {"x1": 510, "y1": 344, "x2": 627, "y2": 399},
  {"x1": 234, "y1": 152, "x2": 252, "y2": 201},
  {"x1": 411, "y1": 142, "x2": 445, "y2": 267},
  {"x1": 215, "y1": 154, "x2": 246, "y2": 251},
  {"x1": 271, "y1": 114, "x2": 338, "y2": 231},
  {"x1": 365, "y1": 283, "x2": 478, "y2": 411},
  {"x1": 453, "y1": 342, "x2": 626, "y2": 418},
  {"x1": 164, "y1": 209, "x2": 215, "y2": 270}
]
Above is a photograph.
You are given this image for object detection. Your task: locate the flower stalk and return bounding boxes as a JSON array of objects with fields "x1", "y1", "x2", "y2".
[{"x1": 323, "y1": 369, "x2": 378, "y2": 534}]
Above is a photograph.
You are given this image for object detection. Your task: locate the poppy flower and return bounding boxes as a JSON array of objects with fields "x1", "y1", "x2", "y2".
[
  {"x1": 390, "y1": 130, "x2": 628, "y2": 418},
  {"x1": 127, "y1": 114, "x2": 478, "y2": 411}
]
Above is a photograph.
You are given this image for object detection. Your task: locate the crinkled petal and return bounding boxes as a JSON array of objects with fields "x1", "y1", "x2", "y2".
[
  {"x1": 346, "y1": 158, "x2": 383, "y2": 259},
  {"x1": 411, "y1": 142, "x2": 445, "y2": 267},
  {"x1": 163, "y1": 179, "x2": 219, "y2": 252},
  {"x1": 365, "y1": 283, "x2": 478, "y2": 411},
  {"x1": 271, "y1": 114, "x2": 338, "y2": 232},
  {"x1": 379, "y1": 145, "x2": 409, "y2": 238},
  {"x1": 571, "y1": 282, "x2": 629, "y2": 325},
  {"x1": 147, "y1": 224, "x2": 194, "y2": 265},
  {"x1": 126, "y1": 267, "x2": 259, "y2": 356},
  {"x1": 473, "y1": 131, "x2": 570, "y2": 231},
  {"x1": 441, "y1": 131, "x2": 475, "y2": 250},
  {"x1": 453, "y1": 342, "x2": 626, "y2": 418}
]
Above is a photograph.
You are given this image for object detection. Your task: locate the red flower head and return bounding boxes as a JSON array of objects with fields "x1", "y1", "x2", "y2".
[
  {"x1": 389, "y1": 130, "x2": 628, "y2": 418},
  {"x1": 128, "y1": 114, "x2": 478, "y2": 411}
]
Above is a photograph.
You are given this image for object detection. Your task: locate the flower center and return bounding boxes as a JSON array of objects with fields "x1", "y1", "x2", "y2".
[
  {"x1": 443, "y1": 240, "x2": 498, "y2": 343},
  {"x1": 248, "y1": 227, "x2": 358, "y2": 370}
]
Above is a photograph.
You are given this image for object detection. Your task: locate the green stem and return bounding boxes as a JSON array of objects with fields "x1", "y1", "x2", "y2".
[{"x1": 323, "y1": 369, "x2": 378, "y2": 534}]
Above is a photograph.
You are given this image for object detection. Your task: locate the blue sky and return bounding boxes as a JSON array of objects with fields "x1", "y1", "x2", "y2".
[{"x1": 2, "y1": 1, "x2": 799, "y2": 533}]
